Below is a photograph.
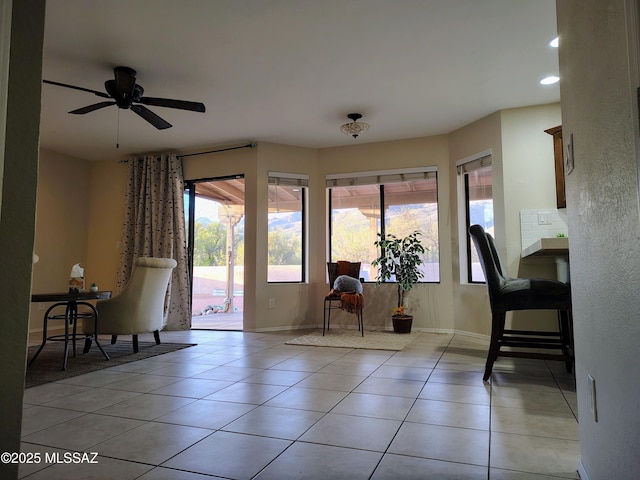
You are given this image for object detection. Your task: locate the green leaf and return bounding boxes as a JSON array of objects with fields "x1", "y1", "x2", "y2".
[{"x1": 372, "y1": 230, "x2": 427, "y2": 307}]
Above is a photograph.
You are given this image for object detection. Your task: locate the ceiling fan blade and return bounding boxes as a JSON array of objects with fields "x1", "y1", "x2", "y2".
[
  {"x1": 138, "y1": 96, "x2": 206, "y2": 113},
  {"x1": 130, "y1": 104, "x2": 172, "y2": 130},
  {"x1": 43, "y1": 79, "x2": 111, "y2": 99},
  {"x1": 69, "y1": 101, "x2": 116, "y2": 114}
]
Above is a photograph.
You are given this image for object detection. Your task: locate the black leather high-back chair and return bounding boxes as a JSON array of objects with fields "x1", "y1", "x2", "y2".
[
  {"x1": 324, "y1": 261, "x2": 364, "y2": 336},
  {"x1": 469, "y1": 224, "x2": 573, "y2": 380}
]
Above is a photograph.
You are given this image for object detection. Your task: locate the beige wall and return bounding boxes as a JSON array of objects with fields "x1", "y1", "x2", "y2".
[
  {"x1": 31, "y1": 106, "x2": 562, "y2": 337},
  {"x1": 85, "y1": 158, "x2": 128, "y2": 293},
  {"x1": 448, "y1": 111, "x2": 502, "y2": 336},
  {"x1": 501, "y1": 104, "x2": 562, "y2": 330},
  {"x1": 319, "y1": 136, "x2": 455, "y2": 332},
  {"x1": 501, "y1": 104, "x2": 561, "y2": 271},
  {"x1": 257, "y1": 143, "x2": 319, "y2": 331},
  {"x1": 29, "y1": 149, "x2": 92, "y2": 332},
  {"x1": 81, "y1": 143, "x2": 321, "y2": 333},
  {"x1": 447, "y1": 104, "x2": 562, "y2": 335},
  {"x1": 558, "y1": 0, "x2": 640, "y2": 477},
  {"x1": 183, "y1": 145, "x2": 260, "y2": 329}
]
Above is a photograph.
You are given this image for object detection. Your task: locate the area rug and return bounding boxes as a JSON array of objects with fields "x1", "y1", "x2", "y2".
[
  {"x1": 25, "y1": 341, "x2": 196, "y2": 388},
  {"x1": 285, "y1": 329, "x2": 420, "y2": 351}
]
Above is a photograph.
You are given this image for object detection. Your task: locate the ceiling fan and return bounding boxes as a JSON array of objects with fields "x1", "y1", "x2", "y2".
[{"x1": 43, "y1": 66, "x2": 206, "y2": 130}]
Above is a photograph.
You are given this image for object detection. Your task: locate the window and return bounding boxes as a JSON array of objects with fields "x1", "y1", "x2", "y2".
[
  {"x1": 327, "y1": 168, "x2": 439, "y2": 282},
  {"x1": 268, "y1": 173, "x2": 308, "y2": 283},
  {"x1": 458, "y1": 153, "x2": 493, "y2": 283}
]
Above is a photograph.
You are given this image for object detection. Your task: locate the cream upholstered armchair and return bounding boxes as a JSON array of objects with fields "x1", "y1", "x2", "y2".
[{"x1": 83, "y1": 257, "x2": 177, "y2": 353}]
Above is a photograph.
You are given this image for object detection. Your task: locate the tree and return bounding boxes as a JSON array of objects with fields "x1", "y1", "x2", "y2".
[
  {"x1": 330, "y1": 209, "x2": 371, "y2": 261},
  {"x1": 268, "y1": 229, "x2": 301, "y2": 265},
  {"x1": 387, "y1": 206, "x2": 439, "y2": 262},
  {"x1": 193, "y1": 221, "x2": 227, "y2": 266}
]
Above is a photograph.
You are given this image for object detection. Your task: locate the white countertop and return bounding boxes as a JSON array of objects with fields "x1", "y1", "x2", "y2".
[{"x1": 522, "y1": 237, "x2": 569, "y2": 258}]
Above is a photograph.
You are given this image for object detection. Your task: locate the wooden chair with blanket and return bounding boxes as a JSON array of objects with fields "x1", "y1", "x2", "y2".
[{"x1": 324, "y1": 261, "x2": 364, "y2": 336}]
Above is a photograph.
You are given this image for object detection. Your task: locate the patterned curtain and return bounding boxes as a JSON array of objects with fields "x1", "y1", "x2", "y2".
[{"x1": 117, "y1": 153, "x2": 191, "y2": 330}]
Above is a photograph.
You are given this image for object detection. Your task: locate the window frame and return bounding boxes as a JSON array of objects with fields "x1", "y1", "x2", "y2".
[
  {"x1": 326, "y1": 167, "x2": 440, "y2": 284},
  {"x1": 267, "y1": 172, "x2": 308, "y2": 284},
  {"x1": 456, "y1": 150, "x2": 493, "y2": 284}
]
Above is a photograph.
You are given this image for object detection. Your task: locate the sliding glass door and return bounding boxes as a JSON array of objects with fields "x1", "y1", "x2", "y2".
[{"x1": 184, "y1": 175, "x2": 245, "y2": 330}]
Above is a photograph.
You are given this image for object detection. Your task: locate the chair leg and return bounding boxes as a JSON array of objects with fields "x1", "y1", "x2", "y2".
[
  {"x1": 83, "y1": 337, "x2": 92, "y2": 354},
  {"x1": 323, "y1": 300, "x2": 327, "y2": 336},
  {"x1": 28, "y1": 312, "x2": 50, "y2": 368},
  {"x1": 323, "y1": 299, "x2": 332, "y2": 336},
  {"x1": 153, "y1": 330, "x2": 161, "y2": 345},
  {"x1": 132, "y1": 335, "x2": 139, "y2": 353},
  {"x1": 558, "y1": 309, "x2": 574, "y2": 373},
  {"x1": 111, "y1": 335, "x2": 118, "y2": 345},
  {"x1": 483, "y1": 311, "x2": 505, "y2": 381}
]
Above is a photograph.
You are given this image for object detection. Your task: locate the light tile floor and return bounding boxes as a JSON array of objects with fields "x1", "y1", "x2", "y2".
[{"x1": 20, "y1": 330, "x2": 580, "y2": 479}]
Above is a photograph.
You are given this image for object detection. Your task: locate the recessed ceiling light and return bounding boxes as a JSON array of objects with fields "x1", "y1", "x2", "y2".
[
  {"x1": 540, "y1": 75, "x2": 560, "y2": 85},
  {"x1": 549, "y1": 37, "x2": 559, "y2": 48}
]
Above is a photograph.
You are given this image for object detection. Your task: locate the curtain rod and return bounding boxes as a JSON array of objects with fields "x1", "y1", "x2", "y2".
[
  {"x1": 178, "y1": 142, "x2": 257, "y2": 158},
  {"x1": 119, "y1": 142, "x2": 257, "y2": 164}
]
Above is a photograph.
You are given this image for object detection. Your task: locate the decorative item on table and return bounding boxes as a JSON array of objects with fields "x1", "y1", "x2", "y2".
[
  {"x1": 90, "y1": 283, "x2": 99, "y2": 292},
  {"x1": 372, "y1": 231, "x2": 426, "y2": 333},
  {"x1": 68, "y1": 263, "x2": 84, "y2": 293}
]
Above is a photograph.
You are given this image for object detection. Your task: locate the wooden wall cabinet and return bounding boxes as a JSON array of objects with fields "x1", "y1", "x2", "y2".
[{"x1": 544, "y1": 125, "x2": 566, "y2": 208}]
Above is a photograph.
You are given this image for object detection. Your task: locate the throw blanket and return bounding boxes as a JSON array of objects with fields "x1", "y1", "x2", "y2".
[
  {"x1": 337, "y1": 261, "x2": 351, "y2": 276},
  {"x1": 340, "y1": 292, "x2": 364, "y2": 314}
]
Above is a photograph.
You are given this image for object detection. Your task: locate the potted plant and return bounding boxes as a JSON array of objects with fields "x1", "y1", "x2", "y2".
[{"x1": 372, "y1": 231, "x2": 426, "y2": 333}]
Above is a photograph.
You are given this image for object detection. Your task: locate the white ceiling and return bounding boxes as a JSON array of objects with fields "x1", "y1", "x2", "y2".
[{"x1": 39, "y1": 0, "x2": 559, "y2": 162}]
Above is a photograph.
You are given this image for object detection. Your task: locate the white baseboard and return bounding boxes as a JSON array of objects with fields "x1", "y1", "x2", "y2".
[
  {"x1": 577, "y1": 460, "x2": 589, "y2": 480},
  {"x1": 254, "y1": 324, "x2": 318, "y2": 333},
  {"x1": 413, "y1": 327, "x2": 455, "y2": 335},
  {"x1": 31, "y1": 320, "x2": 490, "y2": 345},
  {"x1": 449, "y1": 330, "x2": 491, "y2": 342},
  {"x1": 254, "y1": 324, "x2": 489, "y2": 341}
]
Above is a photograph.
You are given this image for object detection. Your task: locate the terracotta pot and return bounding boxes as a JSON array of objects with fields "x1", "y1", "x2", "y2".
[{"x1": 392, "y1": 314, "x2": 413, "y2": 334}]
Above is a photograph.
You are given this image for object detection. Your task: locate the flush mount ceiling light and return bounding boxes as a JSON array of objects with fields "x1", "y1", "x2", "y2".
[
  {"x1": 340, "y1": 113, "x2": 369, "y2": 138},
  {"x1": 549, "y1": 37, "x2": 559, "y2": 48}
]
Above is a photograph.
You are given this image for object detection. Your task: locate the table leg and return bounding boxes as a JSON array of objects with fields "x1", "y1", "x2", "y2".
[
  {"x1": 28, "y1": 306, "x2": 51, "y2": 367},
  {"x1": 71, "y1": 303, "x2": 78, "y2": 358},
  {"x1": 79, "y1": 302, "x2": 109, "y2": 361},
  {"x1": 62, "y1": 303, "x2": 71, "y2": 370},
  {"x1": 27, "y1": 302, "x2": 70, "y2": 369}
]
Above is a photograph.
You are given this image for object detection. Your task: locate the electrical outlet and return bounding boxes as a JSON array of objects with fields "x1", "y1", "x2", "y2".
[
  {"x1": 588, "y1": 374, "x2": 598, "y2": 422},
  {"x1": 268, "y1": 298, "x2": 275, "y2": 309}
]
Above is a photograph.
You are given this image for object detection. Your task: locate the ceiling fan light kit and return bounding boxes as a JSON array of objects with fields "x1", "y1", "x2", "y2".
[
  {"x1": 340, "y1": 113, "x2": 369, "y2": 138},
  {"x1": 43, "y1": 66, "x2": 206, "y2": 130}
]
